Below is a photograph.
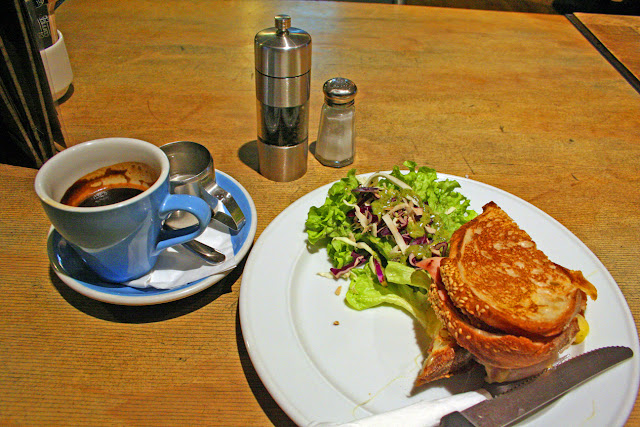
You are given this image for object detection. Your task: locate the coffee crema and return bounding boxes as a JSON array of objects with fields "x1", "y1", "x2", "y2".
[{"x1": 61, "y1": 161, "x2": 159, "y2": 207}]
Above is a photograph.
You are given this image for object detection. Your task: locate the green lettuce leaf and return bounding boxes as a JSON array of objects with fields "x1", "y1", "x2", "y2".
[
  {"x1": 391, "y1": 161, "x2": 477, "y2": 240},
  {"x1": 385, "y1": 261, "x2": 432, "y2": 291},
  {"x1": 305, "y1": 170, "x2": 360, "y2": 246},
  {"x1": 326, "y1": 238, "x2": 355, "y2": 269},
  {"x1": 345, "y1": 267, "x2": 440, "y2": 336},
  {"x1": 305, "y1": 162, "x2": 475, "y2": 339}
]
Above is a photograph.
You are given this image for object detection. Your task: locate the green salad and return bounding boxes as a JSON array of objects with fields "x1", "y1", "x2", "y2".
[{"x1": 304, "y1": 161, "x2": 477, "y2": 338}]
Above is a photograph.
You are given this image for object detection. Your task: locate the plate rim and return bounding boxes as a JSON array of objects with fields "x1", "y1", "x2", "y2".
[
  {"x1": 48, "y1": 169, "x2": 257, "y2": 306},
  {"x1": 239, "y1": 171, "x2": 640, "y2": 426}
]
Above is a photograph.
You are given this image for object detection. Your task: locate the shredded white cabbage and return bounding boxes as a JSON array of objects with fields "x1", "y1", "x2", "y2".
[
  {"x1": 332, "y1": 236, "x2": 378, "y2": 258},
  {"x1": 387, "y1": 202, "x2": 410, "y2": 215},
  {"x1": 382, "y1": 213, "x2": 408, "y2": 254},
  {"x1": 343, "y1": 200, "x2": 370, "y2": 231},
  {"x1": 365, "y1": 172, "x2": 411, "y2": 189}
]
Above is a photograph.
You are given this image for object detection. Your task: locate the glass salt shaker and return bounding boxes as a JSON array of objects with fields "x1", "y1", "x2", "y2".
[{"x1": 315, "y1": 77, "x2": 357, "y2": 168}]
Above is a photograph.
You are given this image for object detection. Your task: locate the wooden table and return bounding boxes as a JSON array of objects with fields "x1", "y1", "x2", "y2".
[
  {"x1": 570, "y1": 12, "x2": 640, "y2": 91},
  {"x1": 2, "y1": 1, "x2": 639, "y2": 425}
]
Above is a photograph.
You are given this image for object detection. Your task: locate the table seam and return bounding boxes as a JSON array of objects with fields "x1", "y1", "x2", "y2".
[{"x1": 566, "y1": 13, "x2": 640, "y2": 96}]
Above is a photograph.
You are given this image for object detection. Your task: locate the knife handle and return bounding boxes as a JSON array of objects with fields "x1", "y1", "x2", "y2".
[{"x1": 439, "y1": 411, "x2": 475, "y2": 427}]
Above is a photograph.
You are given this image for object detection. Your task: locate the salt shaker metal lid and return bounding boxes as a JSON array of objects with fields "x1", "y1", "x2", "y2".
[
  {"x1": 254, "y1": 15, "x2": 312, "y2": 78},
  {"x1": 323, "y1": 77, "x2": 357, "y2": 106}
]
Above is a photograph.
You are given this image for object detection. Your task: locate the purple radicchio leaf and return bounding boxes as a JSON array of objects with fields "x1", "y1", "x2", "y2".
[
  {"x1": 330, "y1": 252, "x2": 367, "y2": 278},
  {"x1": 408, "y1": 253, "x2": 418, "y2": 267},
  {"x1": 372, "y1": 257, "x2": 385, "y2": 284},
  {"x1": 433, "y1": 241, "x2": 448, "y2": 251},
  {"x1": 432, "y1": 241, "x2": 449, "y2": 256},
  {"x1": 410, "y1": 235, "x2": 431, "y2": 246},
  {"x1": 378, "y1": 226, "x2": 391, "y2": 236}
]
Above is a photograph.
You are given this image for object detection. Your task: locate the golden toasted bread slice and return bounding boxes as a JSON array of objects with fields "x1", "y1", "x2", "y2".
[
  {"x1": 428, "y1": 278, "x2": 579, "y2": 371},
  {"x1": 441, "y1": 202, "x2": 596, "y2": 338}
]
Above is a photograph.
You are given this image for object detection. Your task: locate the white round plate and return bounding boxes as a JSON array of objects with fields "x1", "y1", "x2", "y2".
[
  {"x1": 239, "y1": 172, "x2": 640, "y2": 426},
  {"x1": 48, "y1": 170, "x2": 257, "y2": 305}
]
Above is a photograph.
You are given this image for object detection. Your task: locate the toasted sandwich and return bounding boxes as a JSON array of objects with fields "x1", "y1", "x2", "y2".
[{"x1": 416, "y1": 202, "x2": 597, "y2": 385}]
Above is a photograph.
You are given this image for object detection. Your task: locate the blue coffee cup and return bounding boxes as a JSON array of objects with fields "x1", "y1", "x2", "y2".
[{"x1": 35, "y1": 138, "x2": 212, "y2": 282}]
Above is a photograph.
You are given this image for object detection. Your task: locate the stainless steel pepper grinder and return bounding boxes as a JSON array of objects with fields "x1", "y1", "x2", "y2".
[{"x1": 254, "y1": 14, "x2": 312, "y2": 182}]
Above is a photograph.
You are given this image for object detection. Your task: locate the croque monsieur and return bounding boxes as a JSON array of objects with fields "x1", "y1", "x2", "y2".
[{"x1": 416, "y1": 202, "x2": 598, "y2": 385}]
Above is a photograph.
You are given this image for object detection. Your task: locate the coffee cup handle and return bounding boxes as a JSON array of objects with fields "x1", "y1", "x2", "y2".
[{"x1": 154, "y1": 194, "x2": 212, "y2": 254}]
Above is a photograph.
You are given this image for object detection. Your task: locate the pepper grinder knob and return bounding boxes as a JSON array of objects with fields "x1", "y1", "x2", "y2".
[{"x1": 275, "y1": 15, "x2": 291, "y2": 33}]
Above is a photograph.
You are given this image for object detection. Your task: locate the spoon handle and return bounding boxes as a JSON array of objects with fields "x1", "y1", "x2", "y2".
[{"x1": 182, "y1": 239, "x2": 226, "y2": 265}]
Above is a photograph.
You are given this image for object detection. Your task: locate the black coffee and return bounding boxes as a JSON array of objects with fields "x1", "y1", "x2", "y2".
[
  {"x1": 76, "y1": 187, "x2": 145, "y2": 207},
  {"x1": 61, "y1": 161, "x2": 159, "y2": 207}
]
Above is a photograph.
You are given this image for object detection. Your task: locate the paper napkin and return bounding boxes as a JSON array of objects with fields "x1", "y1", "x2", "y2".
[
  {"x1": 312, "y1": 390, "x2": 489, "y2": 427},
  {"x1": 125, "y1": 224, "x2": 237, "y2": 289}
]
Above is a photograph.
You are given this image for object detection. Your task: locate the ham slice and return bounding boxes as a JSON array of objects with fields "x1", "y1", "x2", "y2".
[{"x1": 415, "y1": 256, "x2": 444, "y2": 285}]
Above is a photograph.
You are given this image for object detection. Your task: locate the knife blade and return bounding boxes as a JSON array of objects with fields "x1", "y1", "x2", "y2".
[{"x1": 439, "y1": 346, "x2": 633, "y2": 427}]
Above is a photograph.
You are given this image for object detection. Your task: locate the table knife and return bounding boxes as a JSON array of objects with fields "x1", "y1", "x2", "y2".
[{"x1": 439, "y1": 346, "x2": 633, "y2": 426}]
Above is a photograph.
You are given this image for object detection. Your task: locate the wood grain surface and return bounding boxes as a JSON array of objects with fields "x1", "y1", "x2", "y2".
[
  {"x1": 573, "y1": 12, "x2": 640, "y2": 81},
  {"x1": 1, "y1": 1, "x2": 639, "y2": 425},
  {"x1": 404, "y1": 0, "x2": 557, "y2": 13}
]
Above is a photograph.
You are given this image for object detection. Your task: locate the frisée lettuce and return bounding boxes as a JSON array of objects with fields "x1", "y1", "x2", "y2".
[{"x1": 305, "y1": 161, "x2": 476, "y2": 339}]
